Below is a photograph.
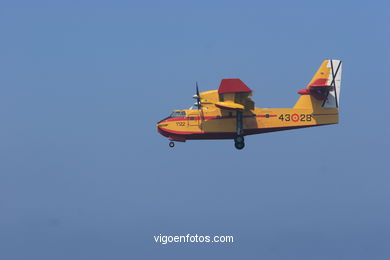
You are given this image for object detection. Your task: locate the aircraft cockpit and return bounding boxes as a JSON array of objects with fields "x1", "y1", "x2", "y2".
[
  {"x1": 158, "y1": 110, "x2": 186, "y2": 123},
  {"x1": 169, "y1": 111, "x2": 186, "y2": 118}
]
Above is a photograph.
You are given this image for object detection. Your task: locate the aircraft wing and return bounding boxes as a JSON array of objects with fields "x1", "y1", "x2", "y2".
[
  {"x1": 217, "y1": 79, "x2": 255, "y2": 110},
  {"x1": 215, "y1": 101, "x2": 244, "y2": 110}
]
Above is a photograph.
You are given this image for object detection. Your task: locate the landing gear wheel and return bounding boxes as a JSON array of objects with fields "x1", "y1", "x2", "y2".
[
  {"x1": 234, "y1": 135, "x2": 244, "y2": 143},
  {"x1": 169, "y1": 141, "x2": 175, "y2": 148},
  {"x1": 234, "y1": 141, "x2": 245, "y2": 150}
]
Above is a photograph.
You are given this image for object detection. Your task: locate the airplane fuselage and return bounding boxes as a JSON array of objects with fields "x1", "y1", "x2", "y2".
[{"x1": 157, "y1": 102, "x2": 338, "y2": 142}]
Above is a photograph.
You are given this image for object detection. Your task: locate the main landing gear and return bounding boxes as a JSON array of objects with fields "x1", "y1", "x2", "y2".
[
  {"x1": 169, "y1": 141, "x2": 175, "y2": 148},
  {"x1": 234, "y1": 135, "x2": 245, "y2": 150},
  {"x1": 234, "y1": 110, "x2": 245, "y2": 150}
]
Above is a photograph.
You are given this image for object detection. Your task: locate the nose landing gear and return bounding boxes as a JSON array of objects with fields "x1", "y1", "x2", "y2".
[{"x1": 169, "y1": 141, "x2": 175, "y2": 148}]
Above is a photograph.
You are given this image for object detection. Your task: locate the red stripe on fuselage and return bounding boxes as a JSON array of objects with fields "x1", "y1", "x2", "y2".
[
  {"x1": 157, "y1": 124, "x2": 329, "y2": 140},
  {"x1": 163, "y1": 114, "x2": 277, "y2": 122}
]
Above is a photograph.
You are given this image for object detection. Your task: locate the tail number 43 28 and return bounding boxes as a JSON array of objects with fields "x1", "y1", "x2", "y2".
[{"x1": 278, "y1": 114, "x2": 312, "y2": 122}]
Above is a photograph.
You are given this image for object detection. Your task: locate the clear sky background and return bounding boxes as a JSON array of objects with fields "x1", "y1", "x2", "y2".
[{"x1": 0, "y1": 1, "x2": 389, "y2": 259}]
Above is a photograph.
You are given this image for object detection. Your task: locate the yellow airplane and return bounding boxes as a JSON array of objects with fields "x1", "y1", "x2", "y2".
[{"x1": 157, "y1": 59, "x2": 342, "y2": 150}]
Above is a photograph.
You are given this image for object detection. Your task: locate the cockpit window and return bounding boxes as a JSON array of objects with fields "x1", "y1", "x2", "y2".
[{"x1": 170, "y1": 111, "x2": 186, "y2": 118}]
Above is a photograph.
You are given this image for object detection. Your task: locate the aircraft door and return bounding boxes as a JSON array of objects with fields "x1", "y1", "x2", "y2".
[{"x1": 187, "y1": 114, "x2": 199, "y2": 127}]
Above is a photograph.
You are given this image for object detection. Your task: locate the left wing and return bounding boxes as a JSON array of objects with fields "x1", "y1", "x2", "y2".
[
  {"x1": 215, "y1": 101, "x2": 244, "y2": 110},
  {"x1": 217, "y1": 79, "x2": 255, "y2": 111}
]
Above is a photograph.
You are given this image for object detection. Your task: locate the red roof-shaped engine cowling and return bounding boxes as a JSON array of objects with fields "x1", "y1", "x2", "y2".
[{"x1": 218, "y1": 79, "x2": 252, "y2": 94}]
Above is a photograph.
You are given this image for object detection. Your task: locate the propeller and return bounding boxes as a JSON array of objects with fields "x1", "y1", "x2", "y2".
[
  {"x1": 193, "y1": 82, "x2": 204, "y2": 123},
  {"x1": 193, "y1": 82, "x2": 201, "y2": 109},
  {"x1": 196, "y1": 82, "x2": 201, "y2": 109}
]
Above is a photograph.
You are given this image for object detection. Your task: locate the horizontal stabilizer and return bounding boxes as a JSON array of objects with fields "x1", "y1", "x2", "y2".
[{"x1": 296, "y1": 59, "x2": 342, "y2": 108}]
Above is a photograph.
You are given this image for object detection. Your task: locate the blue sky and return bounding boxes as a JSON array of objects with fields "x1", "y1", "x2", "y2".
[{"x1": 0, "y1": 1, "x2": 389, "y2": 259}]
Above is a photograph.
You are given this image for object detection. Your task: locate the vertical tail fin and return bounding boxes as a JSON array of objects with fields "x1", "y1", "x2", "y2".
[{"x1": 294, "y1": 59, "x2": 342, "y2": 110}]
